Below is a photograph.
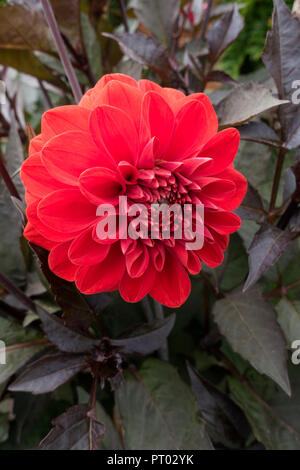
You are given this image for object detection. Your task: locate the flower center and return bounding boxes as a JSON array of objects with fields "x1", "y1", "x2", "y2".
[{"x1": 125, "y1": 162, "x2": 200, "y2": 207}]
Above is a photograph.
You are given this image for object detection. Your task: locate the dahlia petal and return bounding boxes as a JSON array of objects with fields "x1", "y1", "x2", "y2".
[
  {"x1": 97, "y1": 73, "x2": 138, "y2": 89},
  {"x1": 79, "y1": 74, "x2": 138, "y2": 109},
  {"x1": 75, "y1": 243, "x2": 125, "y2": 294},
  {"x1": 38, "y1": 189, "x2": 96, "y2": 233},
  {"x1": 173, "y1": 241, "x2": 188, "y2": 266},
  {"x1": 209, "y1": 228, "x2": 229, "y2": 251},
  {"x1": 92, "y1": 216, "x2": 126, "y2": 245},
  {"x1": 79, "y1": 167, "x2": 125, "y2": 205},
  {"x1": 95, "y1": 80, "x2": 142, "y2": 130},
  {"x1": 41, "y1": 130, "x2": 110, "y2": 186},
  {"x1": 118, "y1": 161, "x2": 139, "y2": 184},
  {"x1": 29, "y1": 134, "x2": 44, "y2": 154},
  {"x1": 187, "y1": 250, "x2": 202, "y2": 274},
  {"x1": 170, "y1": 93, "x2": 218, "y2": 142},
  {"x1": 78, "y1": 87, "x2": 95, "y2": 109},
  {"x1": 125, "y1": 243, "x2": 149, "y2": 278},
  {"x1": 205, "y1": 209, "x2": 241, "y2": 235},
  {"x1": 24, "y1": 222, "x2": 57, "y2": 251},
  {"x1": 41, "y1": 105, "x2": 90, "y2": 141},
  {"x1": 162, "y1": 88, "x2": 185, "y2": 102},
  {"x1": 68, "y1": 227, "x2": 110, "y2": 265},
  {"x1": 138, "y1": 137, "x2": 158, "y2": 169},
  {"x1": 48, "y1": 241, "x2": 78, "y2": 282},
  {"x1": 89, "y1": 105, "x2": 138, "y2": 165},
  {"x1": 138, "y1": 79, "x2": 164, "y2": 94},
  {"x1": 165, "y1": 101, "x2": 208, "y2": 161},
  {"x1": 138, "y1": 80, "x2": 184, "y2": 101},
  {"x1": 197, "y1": 128, "x2": 240, "y2": 176},
  {"x1": 140, "y1": 91, "x2": 175, "y2": 156},
  {"x1": 150, "y1": 243, "x2": 165, "y2": 272},
  {"x1": 150, "y1": 250, "x2": 191, "y2": 308},
  {"x1": 199, "y1": 177, "x2": 236, "y2": 200},
  {"x1": 180, "y1": 157, "x2": 213, "y2": 179},
  {"x1": 197, "y1": 241, "x2": 224, "y2": 268},
  {"x1": 120, "y1": 238, "x2": 136, "y2": 255},
  {"x1": 212, "y1": 168, "x2": 247, "y2": 211},
  {"x1": 27, "y1": 200, "x2": 80, "y2": 242},
  {"x1": 120, "y1": 264, "x2": 156, "y2": 303},
  {"x1": 21, "y1": 152, "x2": 65, "y2": 198}
]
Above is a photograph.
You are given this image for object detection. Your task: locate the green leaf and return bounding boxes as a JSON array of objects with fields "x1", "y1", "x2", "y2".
[
  {"x1": 132, "y1": 0, "x2": 180, "y2": 48},
  {"x1": 115, "y1": 358, "x2": 212, "y2": 450},
  {"x1": 213, "y1": 286, "x2": 291, "y2": 395},
  {"x1": 262, "y1": 0, "x2": 300, "y2": 149},
  {"x1": 244, "y1": 224, "x2": 294, "y2": 291},
  {"x1": 0, "y1": 314, "x2": 46, "y2": 385},
  {"x1": 228, "y1": 368, "x2": 300, "y2": 450},
  {"x1": 0, "y1": 119, "x2": 26, "y2": 285},
  {"x1": 276, "y1": 298, "x2": 300, "y2": 344},
  {"x1": 216, "y1": 82, "x2": 289, "y2": 128}
]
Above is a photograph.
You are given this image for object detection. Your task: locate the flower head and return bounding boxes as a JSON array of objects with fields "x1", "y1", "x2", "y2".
[{"x1": 21, "y1": 74, "x2": 247, "y2": 307}]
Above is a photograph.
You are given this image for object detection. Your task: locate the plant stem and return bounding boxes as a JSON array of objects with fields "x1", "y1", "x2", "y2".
[
  {"x1": 200, "y1": 0, "x2": 213, "y2": 41},
  {"x1": 0, "y1": 339, "x2": 49, "y2": 354},
  {"x1": 264, "y1": 279, "x2": 300, "y2": 298},
  {"x1": 38, "y1": 79, "x2": 53, "y2": 109},
  {"x1": 118, "y1": 0, "x2": 129, "y2": 33},
  {"x1": 41, "y1": 0, "x2": 82, "y2": 103},
  {"x1": 88, "y1": 363, "x2": 100, "y2": 450},
  {"x1": 141, "y1": 296, "x2": 154, "y2": 323},
  {"x1": 269, "y1": 146, "x2": 287, "y2": 214},
  {"x1": 153, "y1": 300, "x2": 168, "y2": 361},
  {"x1": 0, "y1": 151, "x2": 21, "y2": 200}
]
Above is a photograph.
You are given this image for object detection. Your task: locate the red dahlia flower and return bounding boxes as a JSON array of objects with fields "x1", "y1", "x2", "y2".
[{"x1": 21, "y1": 74, "x2": 247, "y2": 308}]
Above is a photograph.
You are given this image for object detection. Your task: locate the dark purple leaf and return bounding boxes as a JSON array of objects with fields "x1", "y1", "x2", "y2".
[
  {"x1": 238, "y1": 121, "x2": 281, "y2": 147},
  {"x1": 37, "y1": 307, "x2": 100, "y2": 354},
  {"x1": 244, "y1": 224, "x2": 294, "y2": 291},
  {"x1": 213, "y1": 286, "x2": 290, "y2": 395},
  {"x1": 207, "y1": 5, "x2": 244, "y2": 63},
  {"x1": 187, "y1": 363, "x2": 250, "y2": 447},
  {"x1": 235, "y1": 183, "x2": 267, "y2": 223},
  {"x1": 111, "y1": 314, "x2": 175, "y2": 356},
  {"x1": 103, "y1": 32, "x2": 174, "y2": 83},
  {"x1": 207, "y1": 70, "x2": 239, "y2": 85},
  {"x1": 262, "y1": 0, "x2": 300, "y2": 149},
  {"x1": 31, "y1": 244, "x2": 97, "y2": 333},
  {"x1": 131, "y1": 0, "x2": 180, "y2": 48},
  {"x1": 40, "y1": 404, "x2": 105, "y2": 450},
  {"x1": 9, "y1": 353, "x2": 87, "y2": 394},
  {"x1": 216, "y1": 82, "x2": 288, "y2": 128}
]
